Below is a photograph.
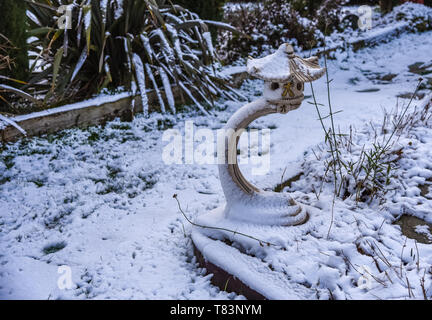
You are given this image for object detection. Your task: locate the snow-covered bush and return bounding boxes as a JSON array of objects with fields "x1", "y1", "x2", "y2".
[
  {"x1": 305, "y1": 87, "x2": 432, "y2": 204},
  {"x1": 24, "y1": 0, "x2": 239, "y2": 115},
  {"x1": 1, "y1": 32, "x2": 41, "y2": 113},
  {"x1": 217, "y1": 0, "x2": 344, "y2": 63},
  {"x1": 379, "y1": 2, "x2": 432, "y2": 32}
]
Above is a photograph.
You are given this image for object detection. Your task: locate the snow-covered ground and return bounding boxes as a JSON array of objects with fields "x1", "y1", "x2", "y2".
[{"x1": 1, "y1": 30, "x2": 432, "y2": 300}]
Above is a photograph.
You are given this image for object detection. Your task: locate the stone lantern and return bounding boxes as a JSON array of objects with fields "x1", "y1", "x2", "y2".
[
  {"x1": 218, "y1": 43, "x2": 326, "y2": 226},
  {"x1": 192, "y1": 44, "x2": 325, "y2": 298}
]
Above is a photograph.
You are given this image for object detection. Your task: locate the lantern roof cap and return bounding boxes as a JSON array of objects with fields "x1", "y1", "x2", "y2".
[{"x1": 246, "y1": 43, "x2": 326, "y2": 83}]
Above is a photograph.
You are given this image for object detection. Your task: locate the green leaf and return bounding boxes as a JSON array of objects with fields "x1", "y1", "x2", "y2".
[
  {"x1": 28, "y1": 27, "x2": 54, "y2": 36},
  {"x1": 83, "y1": 5, "x2": 92, "y2": 55},
  {"x1": 51, "y1": 47, "x2": 64, "y2": 91}
]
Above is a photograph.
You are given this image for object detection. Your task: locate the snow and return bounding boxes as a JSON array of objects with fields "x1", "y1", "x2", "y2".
[
  {"x1": 71, "y1": 47, "x2": 88, "y2": 82},
  {"x1": 166, "y1": 24, "x2": 183, "y2": 60},
  {"x1": 11, "y1": 92, "x2": 131, "y2": 123},
  {"x1": 145, "y1": 63, "x2": 166, "y2": 113},
  {"x1": 132, "y1": 53, "x2": 149, "y2": 117},
  {"x1": 192, "y1": 229, "x2": 312, "y2": 300},
  {"x1": 233, "y1": 2, "x2": 432, "y2": 65},
  {"x1": 216, "y1": 97, "x2": 308, "y2": 226},
  {"x1": 218, "y1": 66, "x2": 247, "y2": 78},
  {"x1": 100, "y1": 0, "x2": 109, "y2": 24},
  {"x1": 247, "y1": 44, "x2": 325, "y2": 82},
  {"x1": 178, "y1": 81, "x2": 209, "y2": 116},
  {"x1": 0, "y1": 115, "x2": 26, "y2": 136},
  {"x1": 223, "y1": 2, "x2": 262, "y2": 12},
  {"x1": 84, "y1": 9, "x2": 91, "y2": 32},
  {"x1": 1, "y1": 29, "x2": 432, "y2": 299},
  {"x1": 415, "y1": 225, "x2": 432, "y2": 241},
  {"x1": 113, "y1": 0, "x2": 124, "y2": 20},
  {"x1": 159, "y1": 67, "x2": 175, "y2": 113},
  {"x1": 202, "y1": 32, "x2": 214, "y2": 58},
  {"x1": 247, "y1": 44, "x2": 293, "y2": 82},
  {"x1": 349, "y1": 21, "x2": 409, "y2": 44},
  {"x1": 150, "y1": 29, "x2": 175, "y2": 64},
  {"x1": 26, "y1": 10, "x2": 40, "y2": 26},
  {"x1": 140, "y1": 34, "x2": 154, "y2": 61}
]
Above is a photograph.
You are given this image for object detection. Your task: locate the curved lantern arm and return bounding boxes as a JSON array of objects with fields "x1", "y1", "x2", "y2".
[
  {"x1": 220, "y1": 97, "x2": 301, "y2": 197},
  {"x1": 218, "y1": 98, "x2": 308, "y2": 226},
  {"x1": 219, "y1": 98, "x2": 275, "y2": 199},
  {"x1": 226, "y1": 99, "x2": 277, "y2": 194}
]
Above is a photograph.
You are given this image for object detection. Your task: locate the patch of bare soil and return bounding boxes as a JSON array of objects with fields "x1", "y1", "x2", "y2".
[{"x1": 394, "y1": 215, "x2": 432, "y2": 244}]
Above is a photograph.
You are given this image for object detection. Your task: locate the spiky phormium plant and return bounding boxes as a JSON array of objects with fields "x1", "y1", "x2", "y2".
[{"x1": 23, "y1": 0, "x2": 240, "y2": 115}]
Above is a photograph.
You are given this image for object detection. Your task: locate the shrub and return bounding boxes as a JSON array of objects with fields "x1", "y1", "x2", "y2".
[
  {"x1": 0, "y1": 0, "x2": 28, "y2": 81},
  {"x1": 217, "y1": 0, "x2": 344, "y2": 64},
  {"x1": 173, "y1": 0, "x2": 227, "y2": 40},
  {"x1": 0, "y1": 35, "x2": 13, "y2": 76},
  {"x1": 307, "y1": 71, "x2": 426, "y2": 204},
  {"x1": 22, "y1": 0, "x2": 239, "y2": 115},
  {"x1": 173, "y1": 0, "x2": 226, "y2": 21},
  {"x1": 378, "y1": 2, "x2": 432, "y2": 32}
]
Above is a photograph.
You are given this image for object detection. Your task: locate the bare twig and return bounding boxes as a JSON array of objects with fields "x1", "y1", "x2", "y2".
[{"x1": 173, "y1": 194, "x2": 281, "y2": 249}]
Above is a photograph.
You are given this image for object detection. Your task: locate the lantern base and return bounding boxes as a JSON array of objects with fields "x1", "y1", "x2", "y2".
[{"x1": 191, "y1": 206, "x2": 317, "y2": 300}]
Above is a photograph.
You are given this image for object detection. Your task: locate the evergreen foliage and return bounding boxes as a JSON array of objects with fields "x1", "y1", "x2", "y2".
[
  {"x1": 0, "y1": 0, "x2": 28, "y2": 81},
  {"x1": 22, "y1": 0, "x2": 240, "y2": 113}
]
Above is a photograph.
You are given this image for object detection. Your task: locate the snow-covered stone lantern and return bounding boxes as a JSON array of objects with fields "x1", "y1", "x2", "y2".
[
  {"x1": 250, "y1": 43, "x2": 325, "y2": 114},
  {"x1": 192, "y1": 44, "x2": 325, "y2": 298},
  {"x1": 218, "y1": 43, "x2": 326, "y2": 226}
]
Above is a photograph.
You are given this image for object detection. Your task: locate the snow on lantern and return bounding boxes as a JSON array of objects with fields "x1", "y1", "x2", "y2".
[
  {"x1": 191, "y1": 44, "x2": 325, "y2": 299},
  {"x1": 248, "y1": 43, "x2": 325, "y2": 114}
]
